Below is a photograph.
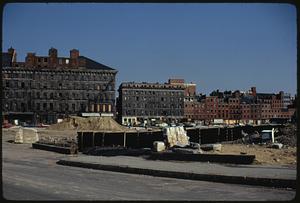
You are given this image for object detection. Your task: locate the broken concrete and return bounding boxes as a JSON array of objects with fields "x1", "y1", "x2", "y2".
[
  {"x1": 14, "y1": 127, "x2": 39, "y2": 144},
  {"x1": 153, "y1": 141, "x2": 166, "y2": 152},
  {"x1": 164, "y1": 126, "x2": 189, "y2": 148},
  {"x1": 271, "y1": 143, "x2": 283, "y2": 149}
]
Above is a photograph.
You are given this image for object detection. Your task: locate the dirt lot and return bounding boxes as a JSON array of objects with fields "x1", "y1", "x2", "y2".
[
  {"x1": 215, "y1": 143, "x2": 296, "y2": 166},
  {"x1": 2, "y1": 127, "x2": 297, "y2": 166}
]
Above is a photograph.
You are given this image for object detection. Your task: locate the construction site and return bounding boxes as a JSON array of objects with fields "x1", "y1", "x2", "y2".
[
  {"x1": 2, "y1": 115, "x2": 297, "y2": 201},
  {"x1": 3, "y1": 116, "x2": 297, "y2": 166}
]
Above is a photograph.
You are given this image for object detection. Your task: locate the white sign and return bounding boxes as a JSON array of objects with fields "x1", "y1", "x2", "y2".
[{"x1": 81, "y1": 113, "x2": 100, "y2": 117}]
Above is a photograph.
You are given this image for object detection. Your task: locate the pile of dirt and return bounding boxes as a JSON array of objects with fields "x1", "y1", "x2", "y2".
[{"x1": 47, "y1": 116, "x2": 134, "y2": 132}]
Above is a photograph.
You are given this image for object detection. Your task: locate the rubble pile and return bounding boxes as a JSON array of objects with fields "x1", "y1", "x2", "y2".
[
  {"x1": 276, "y1": 124, "x2": 297, "y2": 147},
  {"x1": 47, "y1": 116, "x2": 132, "y2": 132},
  {"x1": 164, "y1": 126, "x2": 189, "y2": 147},
  {"x1": 37, "y1": 136, "x2": 76, "y2": 147},
  {"x1": 161, "y1": 126, "x2": 204, "y2": 154}
]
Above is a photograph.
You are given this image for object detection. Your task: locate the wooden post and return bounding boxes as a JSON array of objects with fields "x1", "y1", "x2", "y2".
[
  {"x1": 217, "y1": 127, "x2": 220, "y2": 142},
  {"x1": 92, "y1": 132, "x2": 94, "y2": 147},
  {"x1": 226, "y1": 128, "x2": 228, "y2": 141},
  {"x1": 123, "y1": 132, "x2": 126, "y2": 147},
  {"x1": 198, "y1": 128, "x2": 201, "y2": 145},
  {"x1": 102, "y1": 132, "x2": 105, "y2": 147},
  {"x1": 80, "y1": 132, "x2": 83, "y2": 151},
  {"x1": 137, "y1": 131, "x2": 140, "y2": 148},
  {"x1": 231, "y1": 128, "x2": 234, "y2": 141}
]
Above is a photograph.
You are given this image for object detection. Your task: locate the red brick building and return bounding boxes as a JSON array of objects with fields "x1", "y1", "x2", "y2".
[{"x1": 182, "y1": 85, "x2": 295, "y2": 125}]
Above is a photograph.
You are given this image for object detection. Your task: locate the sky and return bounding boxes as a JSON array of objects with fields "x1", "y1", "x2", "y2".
[{"x1": 2, "y1": 3, "x2": 297, "y2": 95}]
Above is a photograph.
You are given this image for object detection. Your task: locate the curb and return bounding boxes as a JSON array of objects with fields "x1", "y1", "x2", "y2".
[
  {"x1": 32, "y1": 143, "x2": 72, "y2": 154},
  {"x1": 148, "y1": 152, "x2": 256, "y2": 164},
  {"x1": 56, "y1": 160, "x2": 296, "y2": 189}
]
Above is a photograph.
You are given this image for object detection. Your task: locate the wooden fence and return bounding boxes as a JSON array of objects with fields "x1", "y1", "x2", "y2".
[{"x1": 77, "y1": 124, "x2": 283, "y2": 151}]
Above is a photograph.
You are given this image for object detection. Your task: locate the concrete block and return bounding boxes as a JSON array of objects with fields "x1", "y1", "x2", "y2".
[
  {"x1": 14, "y1": 127, "x2": 39, "y2": 144},
  {"x1": 190, "y1": 142, "x2": 201, "y2": 150},
  {"x1": 271, "y1": 143, "x2": 283, "y2": 149},
  {"x1": 153, "y1": 141, "x2": 166, "y2": 152},
  {"x1": 200, "y1": 144, "x2": 222, "y2": 152},
  {"x1": 14, "y1": 127, "x2": 23, "y2": 143}
]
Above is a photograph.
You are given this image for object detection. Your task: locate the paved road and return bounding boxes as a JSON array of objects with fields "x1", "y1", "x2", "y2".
[{"x1": 2, "y1": 130, "x2": 296, "y2": 201}]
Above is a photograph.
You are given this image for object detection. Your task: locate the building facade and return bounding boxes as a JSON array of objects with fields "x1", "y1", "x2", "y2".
[
  {"x1": 117, "y1": 80, "x2": 185, "y2": 125},
  {"x1": 2, "y1": 47, "x2": 117, "y2": 125},
  {"x1": 183, "y1": 86, "x2": 296, "y2": 125}
]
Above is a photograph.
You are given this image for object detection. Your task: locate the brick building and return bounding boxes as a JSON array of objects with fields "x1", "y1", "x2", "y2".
[
  {"x1": 116, "y1": 76, "x2": 295, "y2": 125},
  {"x1": 2, "y1": 47, "x2": 117, "y2": 125},
  {"x1": 117, "y1": 80, "x2": 185, "y2": 125},
  {"x1": 184, "y1": 86, "x2": 295, "y2": 125},
  {"x1": 167, "y1": 79, "x2": 197, "y2": 121}
]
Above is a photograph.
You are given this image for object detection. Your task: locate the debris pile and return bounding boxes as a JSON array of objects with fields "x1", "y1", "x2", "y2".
[
  {"x1": 37, "y1": 136, "x2": 77, "y2": 147},
  {"x1": 47, "y1": 116, "x2": 132, "y2": 132},
  {"x1": 164, "y1": 126, "x2": 189, "y2": 147},
  {"x1": 159, "y1": 126, "x2": 204, "y2": 154},
  {"x1": 275, "y1": 124, "x2": 297, "y2": 147}
]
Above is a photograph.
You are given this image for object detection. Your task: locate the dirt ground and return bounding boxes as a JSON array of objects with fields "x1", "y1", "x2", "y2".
[
  {"x1": 214, "y1": 143, "x2": 297, "y2": 166},
  {"x1": 2, "y1": 127, "x2": 297, "y2": 166}
]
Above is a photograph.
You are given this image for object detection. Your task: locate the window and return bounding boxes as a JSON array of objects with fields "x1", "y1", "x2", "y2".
[
  {"x1": 43, "y1": 103, "x2": 47, "y2": 110},
  {"x1": 44, "y1": 58, "x2": 48, "y2": 62}
]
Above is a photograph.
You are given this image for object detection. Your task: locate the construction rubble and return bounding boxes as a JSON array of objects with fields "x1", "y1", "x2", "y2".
[
  {"x1": 14, "y1": 127, "x2": 39, "y2": 144},
  {"x1": 159, "y1": 126, "x2": 213, "y2": 154},
  {"x1": 275, "y1": 124, "x2": 297, "y2": 147}
]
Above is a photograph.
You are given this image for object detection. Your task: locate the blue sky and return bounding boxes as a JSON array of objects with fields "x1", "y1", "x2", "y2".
[{"x1": 2, "y1": 3, "x2": 297, "y2": 95}]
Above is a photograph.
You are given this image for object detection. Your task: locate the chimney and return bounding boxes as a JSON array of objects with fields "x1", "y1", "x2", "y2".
[
  {"x1": 48, "y1": 47, "x2": 58, "y2": 58},
  {"x1": 70, "y1": 49, "x2": 79, "y2": 59},
  {"x1": 70, "y1": 49, "x2": 79, "y2": 68},
  {"x1": 25, "y1": 53, "x2": 36, "y2": 68},
  {"x1": 251, "y1": 87, "x2": 256, "y2": 97}
]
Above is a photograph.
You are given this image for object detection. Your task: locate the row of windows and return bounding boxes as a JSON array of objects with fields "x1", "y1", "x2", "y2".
[
  {"x1": 124, "y1": 109, "x2": 183, "y2": 116},
  {"x1": 123, "y1": 90, "x2": 184, "y2": 96},
  {"x1": 89, "y1": 104, "x2": 112, "y2": 113},
  {"x1": 123, "y1": 96, "x2": 183, "y2": 102},
  {"x1": 124, "y1": 103, "x2": 182, "y2": 109},
  {"x1": 3, "y1": 102, "x2": 112, "y2": 113},
  {"x1": 3, "y1": 80, "x2": 114, "y2": 91},
  {"x1": 3, "y1": 71, "x2": 114, "y2": 81},
  {"x1": 3, "y1": 102, "x2": 82, "y2": 112},
  {"x1": 3, "y1": 90, "x2": 113, "y2": 101}
]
